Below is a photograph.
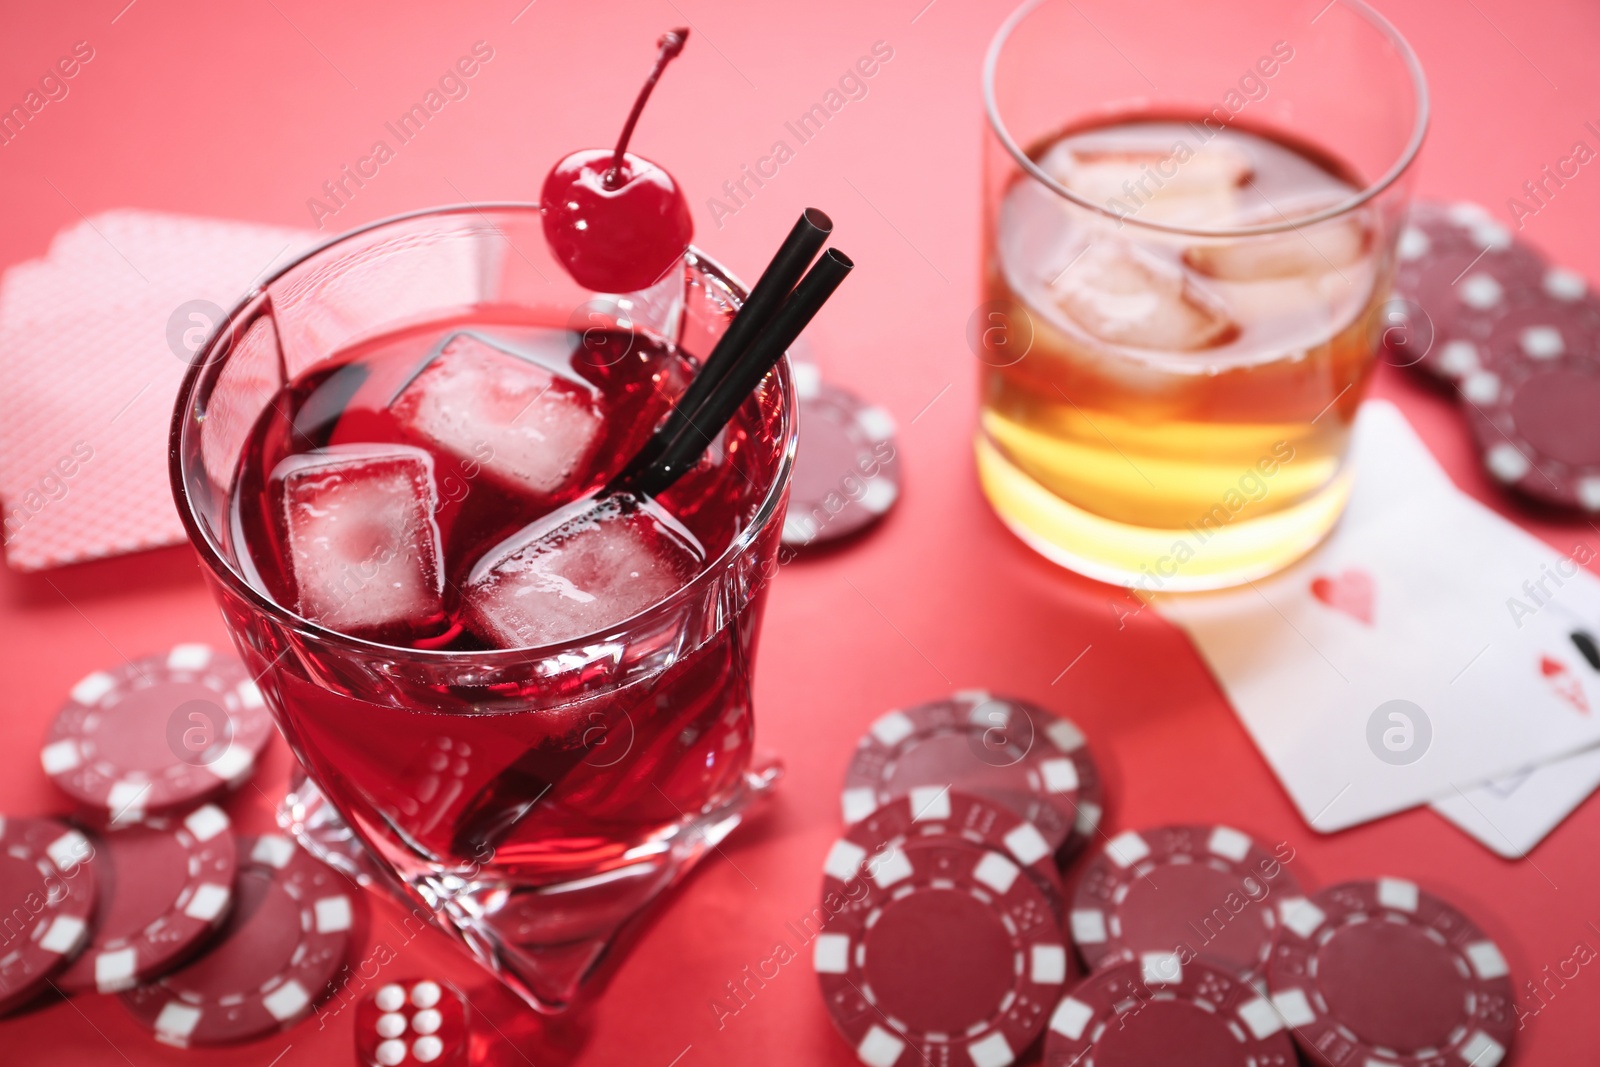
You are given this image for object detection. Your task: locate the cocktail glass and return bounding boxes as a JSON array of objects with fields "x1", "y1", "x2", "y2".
[{"x1": 170, "y1": 204, "x2": 795, "y2": 1012}]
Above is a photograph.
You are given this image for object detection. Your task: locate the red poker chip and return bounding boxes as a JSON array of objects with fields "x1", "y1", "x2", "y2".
[
  {"x1": 1461, "y1": 348, "x2": 1600, "y2": 511},
  {"x1": 1478, "y1": 285, "x2": 1600, "y2": 366},
  {"x1": 0, "y1": 815, "x2": 97, "y2": 1014},
  {"x1": 1042, "y1": 954, "x2": 1298, "y2": 1067},
  {"x1": 814, "y1": 834, "x2": 1069, "y2": 1067},
  {"x1": 1388, "y1": 198, "x2": 1600, "y2": 511},
  {"x1": 121, "y1": 834, "x2": 356, "y2": 1047},
  {"x1": 842, "y1": 691, "x2": 1101, "y2": 855},
  {"x1": 782, "y1": 376, "x2": 900, "y2": 548},
  {"x1": 57, "y1": 804, "x2": 237, "y2": 995},
  {"x1": 1393, "y1": 271, "x2": 1592, "y2": 388},
  {"x1": 42, "y1": 645, "x2": 275, "y2": 825},
  {"x1": 822, "y1": 786, "x2": 1065, "y2": 920},
  {"x1": 356, "y1": 978, "x2": 469, "y2": 1066},
  {"x1": 1267, "y1": 878, "x2": 1515, "y2": 1067},
  {"x1": 1070, "y1": 824, "x2": 1301, "y2": 985},
  {"x1": 1397, "y1": 201, "x2": 1528, "y2": 263},
  {"x1": 1389, "y1": 200, "x2": 1547, "y2": 383}
]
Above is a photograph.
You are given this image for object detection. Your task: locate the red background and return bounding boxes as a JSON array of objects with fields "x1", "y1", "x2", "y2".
[{"x1": 3, "y1": 0, "x2": 1599, "y2": 1063}]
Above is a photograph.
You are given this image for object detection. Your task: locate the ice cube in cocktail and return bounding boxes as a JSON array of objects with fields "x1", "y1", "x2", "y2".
[
  {"x1": 392, "y1": 332, "x2": 604, "y2": 503},
  {"x1": 271, "y1": 443, "x2": 445, "y2": 642},
  {"x1": 1052, "y1": 141, "x2": 1252, "y2": 227},
  {"x1": 1049, "y1": 239, "x2": 1238, "y2": 351},
  {"x1": 1183, "y1": 196, "x2": 1371, "y2": 281},
  {"x1": 464, "y1": 494, "x2": 705, "y2": 649}
]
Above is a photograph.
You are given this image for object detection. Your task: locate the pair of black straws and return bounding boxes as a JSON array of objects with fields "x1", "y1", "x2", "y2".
[{"x1": 611, "y1": 208, "x2": 850, "y2": 498}]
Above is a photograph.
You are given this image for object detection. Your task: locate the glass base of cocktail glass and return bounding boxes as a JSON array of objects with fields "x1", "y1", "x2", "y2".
[
  {"x1": 976, "y1": 436, "x2": 1354, "y2": 590},
  {"x1": 278, "y1": 766, "x2": 385, "y2": 887},
  {"x1": 422, "y1": 756, "x2": 783, "y2": 1010},
  {"x1": 172, "y1": 207, "x2": 797, "y2": 1014},
  {"x1": 279, "y1": 757, "x2": 783, "y2": 1008}
]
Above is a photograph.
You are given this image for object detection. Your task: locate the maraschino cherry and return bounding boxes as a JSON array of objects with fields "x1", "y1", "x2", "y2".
[{"x1": 541, "y1": 28, "x2": 695, "y2": 294}]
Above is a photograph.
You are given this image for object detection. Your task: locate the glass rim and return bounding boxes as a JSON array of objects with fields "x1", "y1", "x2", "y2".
[
  {"x1": 981, "y1": 0, "x2": 1431, "y2": 238},
  {"x1": 168, "y1": 201, "x2": 798, "y2": 668}
]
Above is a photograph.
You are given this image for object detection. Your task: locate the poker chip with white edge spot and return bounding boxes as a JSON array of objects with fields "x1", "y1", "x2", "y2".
[
  {"x1": 41, "y1": 645, "x2": 275, "y2": 825},
  {"x1": 842, "y1": 691, "x2": 1101, "y2": 855},
  {"x1": 57, "y1": 803, "x2": 238, "y2": 994},
  {"x1": 1266, "y1": 878, "x2": 1516, "y2": 1067},
  {"x1": 782, "y1": 379, "x2": 900, "y2": 547},
  {"x1": 1389, "y1": 200, "x2": 1547, "y2": 383},
  {"x1": 0, "y1": 815, "x2": 98, "y2": 1014},
  {"x1": 1461, "y1": 346, "x2": 1600, "y2": 511},
  {"x1": 1042, "y1": 953, "x2": 1298, "y2": 1067},
  {"x1": 1070, "y1": 823, "x2": 1302, "y2": 985},
  {"x1": 822, "y1": 785, "x2": 1066, "y2": 920},
  {"x1": 814, "y1": 834, "x2": 1069, "y2": 1067},
  {"x1": 120, "y1": 834, "x2": 356, "y2": 1047}
]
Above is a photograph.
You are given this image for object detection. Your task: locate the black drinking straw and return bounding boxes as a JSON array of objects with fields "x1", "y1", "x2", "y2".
[
  {"x1": 623, "y1": 248, "x2": 854, "y2": 498},
  {"x1": 617, "y1": 208, "x2": 832, "y2": 479},
  {"x1": 452, "y1": 237, "x2": 849, "y2": 858}
]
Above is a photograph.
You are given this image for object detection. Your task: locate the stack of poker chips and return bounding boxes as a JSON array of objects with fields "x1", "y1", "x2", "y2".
[
  {"x1": 814, "y1": 692, "x2": 1519, "y2": 1067},
  {"x1": 814, "y1": 691, "x2": 1100, "y2": 1067},
  {"x1": 1388, "y1": 199, "x2": 1600, "y2": 514},
  {"x1": 3, "y1": 644, "x2": 359, "y2": 1048}
]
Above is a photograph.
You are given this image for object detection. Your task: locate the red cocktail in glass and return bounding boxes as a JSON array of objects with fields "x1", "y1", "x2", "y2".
[{"x1": 170, "y1": 205, "x2": 796, "y2": 1012}]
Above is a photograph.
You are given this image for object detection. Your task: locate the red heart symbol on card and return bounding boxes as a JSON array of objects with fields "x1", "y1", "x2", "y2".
[
  {"x1": 1540, "y1": 654, "x2": 1590, "y2": 713},
  {"x1": 1310, "y1": 569, "x2": 1375, "y2": 625}
]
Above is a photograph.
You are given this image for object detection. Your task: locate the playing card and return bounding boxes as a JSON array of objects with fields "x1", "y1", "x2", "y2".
[
  {"x1": 44, "y1": 210, "x2": 306, "y2": 317},
  {"x1": 1158, "y1": 401, "x2": 1600, "y2": 832},
  {"x1": 1432, "y1": 745, "x2": 1600, "y2": 858},
  {"x1": 0, "y1": 212, "x2": 315, "y2": 571},
  {"x1": 1335, "y1": 399, "x2": 1455, "y2": 524},
  {"x1": 1431, "y1": 593, "x2": 1600, "y2": 856}
]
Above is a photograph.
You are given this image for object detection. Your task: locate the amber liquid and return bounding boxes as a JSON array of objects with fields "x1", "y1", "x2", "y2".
[{"x1": 978, "y1": 116, "x2": 1389, "y2": 589}]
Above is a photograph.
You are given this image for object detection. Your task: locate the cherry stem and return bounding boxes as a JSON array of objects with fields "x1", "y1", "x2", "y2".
[{"x1": 604, "y1": 28, "x2": 689, "y2": 190}]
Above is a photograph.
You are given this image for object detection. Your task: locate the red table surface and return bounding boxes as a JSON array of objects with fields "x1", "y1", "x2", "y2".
[{"x1": 3, "y1": 0, "x2": 1599, "y2": 1063}]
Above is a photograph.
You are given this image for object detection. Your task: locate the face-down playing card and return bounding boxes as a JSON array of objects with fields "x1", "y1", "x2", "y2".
[{"x1": 0, "y1": 211, "x2": 315, "y2": 570}]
